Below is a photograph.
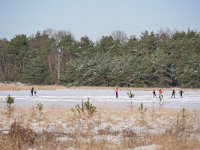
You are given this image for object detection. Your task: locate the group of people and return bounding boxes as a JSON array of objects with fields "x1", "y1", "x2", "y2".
[
  {"x1": 152, "y1": 89, "x2": 165, "y2": 101},
  {"x1": 115, "y1": 88, "x2": 135, "y2": 98},
  {"x1": 171, "y1": 89, "x2": 184, "y2": 98},
  {"x1": 115, "y1": 87, "x2": 184, "y2": 100},
  {"x1": 31, "y1": 86, "x2": 184, "y2": 100},
  {"x1": 152, "y1": 89, "x2": 184, "y2": 99}
]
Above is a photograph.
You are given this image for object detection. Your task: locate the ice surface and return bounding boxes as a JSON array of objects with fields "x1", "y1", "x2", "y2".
[{"x1": 0, "y1": 89, "x2": 200, "y2": 109}]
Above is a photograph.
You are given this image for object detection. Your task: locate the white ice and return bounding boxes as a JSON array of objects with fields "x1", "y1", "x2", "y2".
[{"x1": 0, "y1": 89, "x2": 200, "y2": 109}]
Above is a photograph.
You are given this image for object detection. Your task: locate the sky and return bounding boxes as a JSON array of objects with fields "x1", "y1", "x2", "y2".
[{"x1": 0, "y1": 0, "x2": 200, "y2": 41}]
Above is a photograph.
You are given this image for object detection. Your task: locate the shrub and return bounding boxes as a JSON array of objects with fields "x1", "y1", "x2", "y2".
[
  {"x1": 175, "y1": 108, "x2": 190, "y2": 133},
  {"x1": 36, "y1": 102, "x2": 43, "y2": 111},
  {"x1": 5, "y1": 95, "x2": 15, "y2": 111},
  {"x1": 127, "y1": 91, "x2": 134, "y2": 98},
  {"x1": 71, "y1": 98, "x2": 96, "y2": 118},
  {"x1": 137, "y1": 103, "x2": 147, "y2": 127},
  {"x1": 138, "y1": 103, "x2": 147, "y2": 114}
]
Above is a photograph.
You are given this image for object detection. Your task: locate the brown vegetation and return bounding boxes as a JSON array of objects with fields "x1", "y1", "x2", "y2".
[
  {"x1": 0, "y1": 84, "x2": 66, "y2": 91},
  {"x1": 0, "y1": 106, "x2": 200, "y2": 150}
]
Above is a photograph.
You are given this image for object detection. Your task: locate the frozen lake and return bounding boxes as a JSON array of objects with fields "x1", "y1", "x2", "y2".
[{"x1": 0, "y1": 89, "x2": 200, "y2": 110}]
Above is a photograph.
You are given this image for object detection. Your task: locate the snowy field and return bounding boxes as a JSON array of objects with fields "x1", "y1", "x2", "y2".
[
  {"x1": 1, "y1": 89, "x2": 200, "y2": 149},
  {"x1": 0, "y1": 89, "x2": 200, "y2": 110}
]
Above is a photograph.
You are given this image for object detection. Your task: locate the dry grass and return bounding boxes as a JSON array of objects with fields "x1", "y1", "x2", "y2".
[
  {"x1": 1, "y1": 106, "x2": 200, "y2": 150},
  {"x1": 0, "y1": 84, "x2": 155, "y2": 91},
  {"x1": 0, "y1": 84, "x2": 67, "y2": 91}
]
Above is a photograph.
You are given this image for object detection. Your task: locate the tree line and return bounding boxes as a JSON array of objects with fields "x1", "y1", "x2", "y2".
[{"x1": 0, "y1": 29, "x2": 199, "y2": 88}]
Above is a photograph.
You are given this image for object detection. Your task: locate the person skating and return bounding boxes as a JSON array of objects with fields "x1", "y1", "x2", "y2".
[
  {"x1": 179, "y1": 90, "x2": 184, "y2": 98},
  {"x1": 171, "y1": 89, "x2": 175, "y2": 99},
  {"x1": 159, "y1": 89, "x2": 163, "y2": 102},
  {"x1": 115, "y1": 87, "x2": 119, "y2": 98},
  {"x1": 31, "y1": 87, "x2": 34, "y2": 96},
  {"x1": 152, "y1": 90, "x2": 157, "y2": 98}
]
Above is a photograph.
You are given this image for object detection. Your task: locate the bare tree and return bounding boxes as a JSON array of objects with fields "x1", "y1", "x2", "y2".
[
  {"x1": 157, "y1": 28, "x2": 173, "y2": 41},
  {"x1": 111, "y1": 30, "x2": 128, "y2": 44},
  {"x1": 43, "y1": 29, "x2": 74, "y2": 83}
]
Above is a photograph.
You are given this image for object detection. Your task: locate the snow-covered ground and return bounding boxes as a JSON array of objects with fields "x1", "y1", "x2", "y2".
[
  {"x1": 1, "y1": 89, "x2": 200, "y2": 149},
  {"x1": 0, "y1": 89, "x2": 200, "y2": 109}
]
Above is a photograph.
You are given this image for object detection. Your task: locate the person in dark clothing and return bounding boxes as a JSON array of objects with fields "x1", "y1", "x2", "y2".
[
  {"x1": 171, "y1": 89, "x2": 175, "y2": 99},
  {"x1": 34, "y1": 90, "x2": 37, "y2": 96},
  {"x1": 152, "y1": 90, "x2": 157, "y2": 98},
  {"x1": 115, "y1": 87, "x2": 119, "y2": 98},
  {"x1": 31, "y1": 87, "x2": 34, "y2": 96},
  {"x1": 179, "y1": 90, "x2": 184, "y2": 98}
]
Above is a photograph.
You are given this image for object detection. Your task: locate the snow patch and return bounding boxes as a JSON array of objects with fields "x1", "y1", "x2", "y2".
[{"x1": 130, "y1": 144, "x2": 162, "y2": 150}]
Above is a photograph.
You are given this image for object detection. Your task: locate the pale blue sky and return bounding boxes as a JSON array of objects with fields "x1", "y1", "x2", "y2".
[{"x1": 0, "y1": 0, "x2": 200, "y2": 41}]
